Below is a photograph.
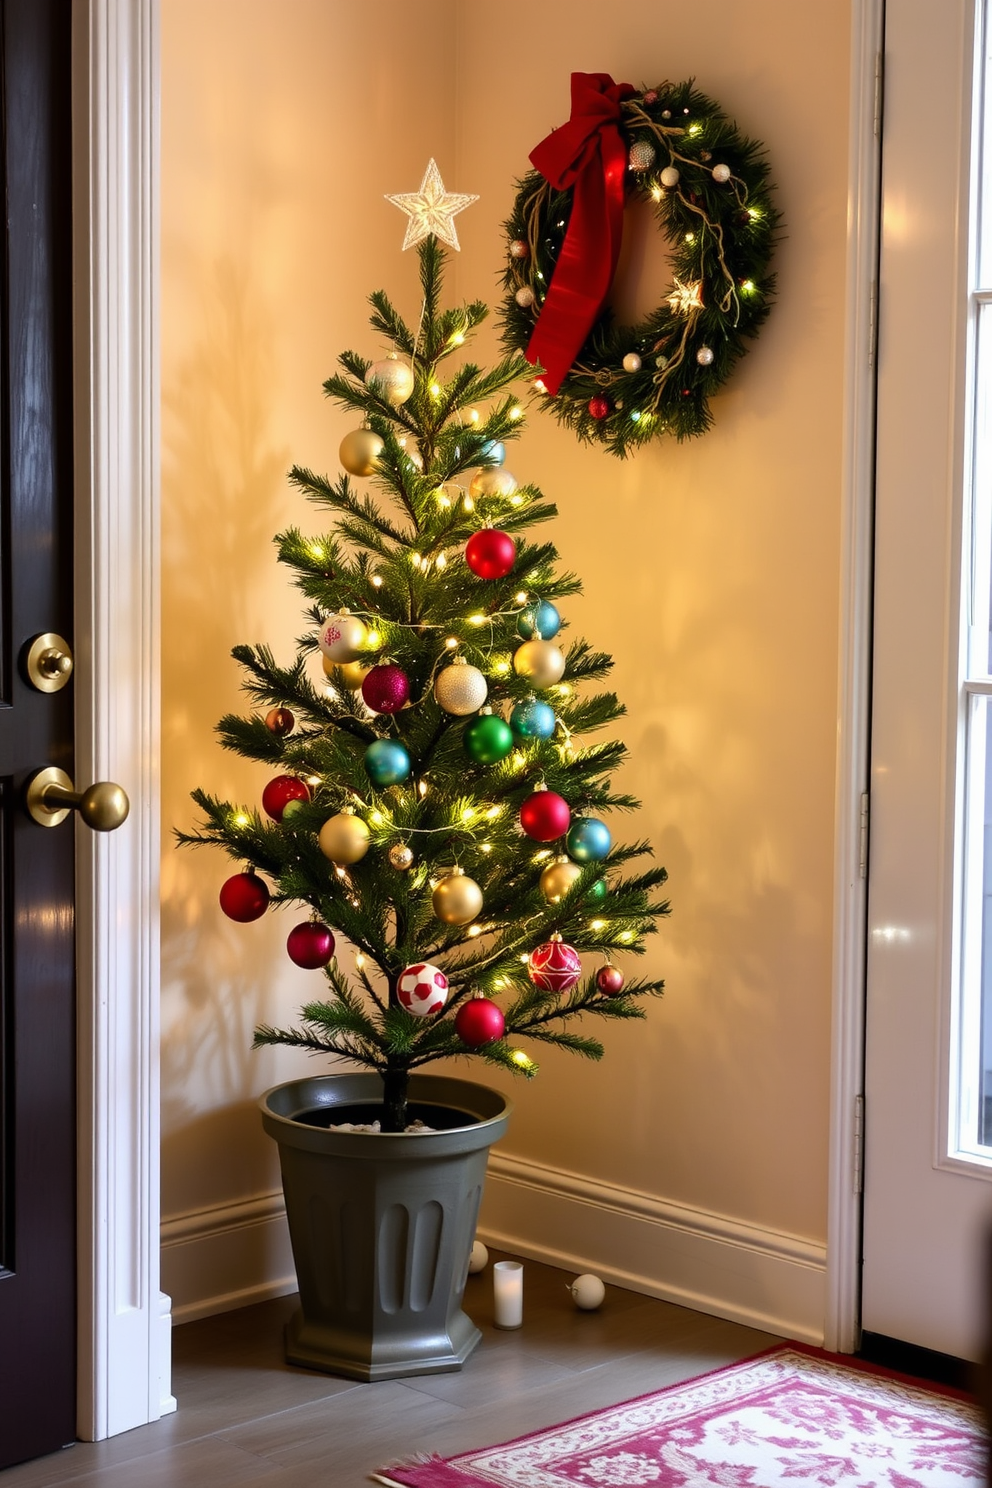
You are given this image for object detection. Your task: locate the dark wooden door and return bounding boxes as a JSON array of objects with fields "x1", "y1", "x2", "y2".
[{"x1": 0, "y1": 0, "x2": 76, "y2": 1469}]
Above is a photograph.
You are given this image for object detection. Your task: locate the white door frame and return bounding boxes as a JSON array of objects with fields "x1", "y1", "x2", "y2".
[
  {"x1": 73, "y1": 0, "x2": 169, "y2": 1440},
  {"x1": 824, "y1": 0, "x2": 884, "y2": 1354}
]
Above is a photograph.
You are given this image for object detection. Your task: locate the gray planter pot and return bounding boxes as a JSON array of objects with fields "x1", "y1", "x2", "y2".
[{"x1": 259, "y1": 1072, "x2": 511, "y2": 1382}]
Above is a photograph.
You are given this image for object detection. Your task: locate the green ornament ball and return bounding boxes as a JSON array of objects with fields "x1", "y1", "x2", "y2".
[
  {"x1": 586, "y1": 877, "x2": 608, "y2": 905},
  {"x1": 464, "y1": 712, "x2": 514, "y2": 765}
]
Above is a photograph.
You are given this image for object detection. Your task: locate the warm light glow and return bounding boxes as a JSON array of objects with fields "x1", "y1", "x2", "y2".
[
  {"x1": 356, "y1": 952, "x2": 366, "y2": 969},
  {"x1": 370, "y1": 810, "x2": 384, "y2": 826},
  {"x1": 365, "y1": 630, "x2": 381, "y2": 648},
  {"x1": 467, "y1": 408, "x2": 480, "y2": 425},
  {"x1": 450, "y1": 331, "x2": 465, "y2": 346},
  {"x1": 533, "y1": 849, "x2": 552, "y2": 862},
  {"x1": 619, "y1": 930, "x2": 635, "y2": 943},
  {"x1": 410, "y1": 552, "x2": 422, "y2": 567},
  {"x1": 429, "y1": 382, "x2": 442, "y2": 399},
  {"x1": 469, "y1": 613, "x2": 487, "y2": 626},
  {"x1": 511, "y1": 752, "x2": 525, "y2": 770},
  {"x1": 590, "y1": 919, "x2": 607, "y2": 931},
  {"x1": 437, "y1": 491, "x2": 451, "y2": 508},
  {"x1": 464, "y1": 495, "x2": 475, "y2": 512},
  {"x1": 748, "y1": 207, "x2": 762, "y2": 221},
  {"x1": 684, "y1": 232, "x2": 696, "y2": 244},
  {"x1": 309, "y1": 543, "x2": 325, "y2": 561},
  {"x1": 335, "y1": 866, "x2": 347, "y2": 879},
  {"x1": 461, "y1": 805, "x2": 475, "y2": 821},
  {"x1": 651, "y1": 185, "x2": 663, "y2": 202},
  {"x1": 467, "y1": 924, "x2": 482, "y2": 937},
  {"x1": 519, "y1": 953, "x2": 530, "y2": 963},
  {"x1": 556, "y1": 683, "x2": 572, "y2": 697},
  {"x1": 687, "y1": 122, "x2": 702, "y2": 136},
  {"x1": 445, "y1": 636, "x2": 459, "y2": 649},
  {"x1": 307, "y1": 776, "x2": 321, "y2": 786},
  {"x1": 485, "y1": 805, "x2": 501, "y2": 820},
  {"x1": 509, "y1": 406, "x2": 524, "y2": 421},
  {"x1": 534, "y1": 378, "x2": 547, "y2": 393},
  {"x1": 418, "y1": 780, "x2": 428, "y2": 797},
  {"x1": 494, "y1": 659, "x2": 511, "y2": 675},
  {"x1": 514, "y1": 591, "x2": 528, "y2": 604},
  {"x1": 481, "y1": 842, "x2": 492, "y2": 853},
  {"x1": 234, "y1": 813, "x2": 250, "y2": 827},
  {"x1": 371, "y1": 575, "x2": 384, "y2": 588},
  {"x1": 509, "y1": 1049, "x2": 535, "y2": 1070},
  {"x1": 741, "y1": 279, "x2": 756, "y2": 294},
  {"x1": 510, "y1": 494, "x2": 524, "y2": 507},
  {"x1": 436, "y1": 552, "x2": 447, "y2": 569}
]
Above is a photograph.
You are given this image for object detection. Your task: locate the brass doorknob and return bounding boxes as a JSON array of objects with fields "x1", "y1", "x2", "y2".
[{"x1": 25, "y1": 766, "x2": 130, "y2": 831}]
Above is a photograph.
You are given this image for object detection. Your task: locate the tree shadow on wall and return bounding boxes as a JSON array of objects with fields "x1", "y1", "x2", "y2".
[{"x1": 160, "y1": 256, "x2": 301, "y2": 1199}]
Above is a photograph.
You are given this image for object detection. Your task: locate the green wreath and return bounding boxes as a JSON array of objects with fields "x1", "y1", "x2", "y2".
[{"x1": 499, "y1": 79, "x2": 780, "y2": 458}]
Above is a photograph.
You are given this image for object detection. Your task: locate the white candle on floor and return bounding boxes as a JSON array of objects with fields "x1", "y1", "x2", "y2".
[{"x1": 493, "y1": 1260, "x2": 524, "y2": 1329}]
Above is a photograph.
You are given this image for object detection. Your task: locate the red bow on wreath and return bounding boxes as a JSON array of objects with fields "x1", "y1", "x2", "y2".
[{"x1": 526, "y1": 71, "x2": 635, "y2": 395}]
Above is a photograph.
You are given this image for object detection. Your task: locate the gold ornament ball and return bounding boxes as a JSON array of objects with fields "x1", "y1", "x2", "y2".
[
  {"x1": 540, "y1": 857, "x2": 584, "y2": 904},
  {"x1": 470, "y1": 467, "x2": 518, "y2": 500},
  {"x1": 318, "y1": 811, "x2": 370, "y2": 864},
  {"x1": 331, "y1": 657, "x2": 374, "y2": 689},
  {"x1": 435, "y1": 658, "x2": 489, "y2": 716},
  {"x1": 389, "y1": 843, "x2": 414, "y2": 870},
  {"x1": 432, "y1": 869, "x2": 484, "y2": 925},
  {"x1": 514, "y1": 638, "x2": 566, "y2": 689},
  {"x1": 339, "y1": 428, "x2": 383, "y2": 477},
  {"x1": 365, "y1": 355, "x2": 415, "y2": 407}
]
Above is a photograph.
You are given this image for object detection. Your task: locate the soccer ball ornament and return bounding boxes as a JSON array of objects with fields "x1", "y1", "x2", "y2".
[
  {"x1": 286, "y1": 921, "x2": 335, "y2": 969},
  {"x1": 339, "y1": 427, "x2": 383, "y2": 477},
  {"x1": 432, "y1": 867, "x2": 483, "y2": 925},
  {"x1": 219, "y1": 871, "x2": 270, "y2": 922},
  {"x1": 465, "y1": 528, "x2": 516, "y2": 580},
  {"x1": 528, "y1": 934, "x2": 582, "y2": 993},
  {"x1": 318, "y1": 810, "x2": 370, "y2": 864},
  {"x1": 397, "y1": 962, "x2": 449, "y2": 1017},
  {"x1": 362, "y1": 663, "x2": 410, "y2": 714},
  {"x1": 365, "y1": 354, "x2": 415, "y2": 406},
  {"x1": 317, "y1": 611, "x2": 368, "y2": 663},
  {"x1": 435, "y1": 657, "x2": 488, "y2": 716},
  {"x1": 455, "y1": 996, "x2": 506, "y2": 1047},
  {"x1": 261, "y1": 775, "x2": 310, "y2": 822},
  {"x1": 514, "y1": 639, "x2": 566, "y2": 688}
]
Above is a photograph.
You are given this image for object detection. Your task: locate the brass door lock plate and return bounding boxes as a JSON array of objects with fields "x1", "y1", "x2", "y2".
[{"x1": 25, "y1": 633, "x2": 74, "y2": 693}]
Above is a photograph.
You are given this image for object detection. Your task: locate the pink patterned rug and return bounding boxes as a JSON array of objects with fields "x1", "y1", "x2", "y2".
[{"x1": 372, "y1": 1346, "x2": 984, "y2": 1488}]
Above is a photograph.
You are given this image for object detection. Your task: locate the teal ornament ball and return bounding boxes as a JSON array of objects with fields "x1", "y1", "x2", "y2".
[
  {"x1": 481, "y1": 440, "x2": 505, "y2": 466},
  {"x1": 464, "y1": 712, "x2": 514, "y2": 764},
  {"x1": 566, "y1": 816, "x2": 612, "y2": 863},
  {"x1": 517, "y1": 600, "x2": 561, "y2": 641},
  {"x1": 364, "y1": 738, "x2": 411, "y2": 786},
  {"x1": 510, "y1": 697, "x2": 556, "y2": 740}
]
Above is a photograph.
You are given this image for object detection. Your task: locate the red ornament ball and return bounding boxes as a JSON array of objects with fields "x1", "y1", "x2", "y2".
[
  {"x1": 219, "y1": 871, "x2": 269, "y2": 923},
  {"x1": 528, "y1": 936, "x2": 582, "y2": 993},
  {"x1": 520, "y1": 789, "x2": 571, "y2": 842},
  {"x1": 455, "y1": 997, "x2": 506, "y2": 1048},
  {"x1": 286, "y1": 921, "x2": 335, "y2": 969},
  {"x1": 265, "y1": 706, "x2": 295, "y2": 736},
  {"x1": 261, "y1": 775, "x2": 311, "y2": 822},
  {"x1": 396, "y1": 962, "x2": 449, "y2": 1018},
  {"x1": 588, "y1": 396, "x2": 610, "y2": 420},
  {"x1": 596, "y1": 964, "x2": 625, "y2": 996},
  {"x1": 465, "y1": 528, "x2": 517, "y2": 580},
  {"x1": 362, "y1": 663, "x2": 410, "y2": 714}
]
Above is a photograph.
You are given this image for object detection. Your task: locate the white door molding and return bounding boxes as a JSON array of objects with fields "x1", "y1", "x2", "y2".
[
  {"x1": 824, "y1": 0, "x2": 884, "y2": 1353},
  {"x1": 72, "y1": 0, "x2": 170, "y2": 1439}
]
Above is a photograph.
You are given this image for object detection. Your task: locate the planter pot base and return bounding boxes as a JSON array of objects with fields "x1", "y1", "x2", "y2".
[{"x1": 284, "y1": 1303, "x2": 481, "y2": 1381}]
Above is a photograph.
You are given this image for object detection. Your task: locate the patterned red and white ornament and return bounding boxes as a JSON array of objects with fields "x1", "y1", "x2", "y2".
[
  {"x1": 527, "y1": 934, "x2": 582, "y2": 993},
  {"x1": 396, "y1": 962, "x2": 450, "y2": 1017}
]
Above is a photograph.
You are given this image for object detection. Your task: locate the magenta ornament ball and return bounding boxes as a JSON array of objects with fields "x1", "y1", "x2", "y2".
[
  {"x1": 219, "y1": 872, "x2": 269, "y2": 923},
  {"x1": 465, "y1": 528, "x2": 517, "y2": 580},
  {"x1": 519, "y1": 789, "x2": 571, "y2": 842},
  {"x1": 361, "y1": 663, "x2": 410, "y2": 714},
  {"x1": 596, "y1": 964, "x2": 625, "y2": 996},
  {"x1": 287, "y1": 921, "x2": 335, "y2": 969},
  {"x1": 455, "y1": 997, "x2": 506, "y2": 1048}
]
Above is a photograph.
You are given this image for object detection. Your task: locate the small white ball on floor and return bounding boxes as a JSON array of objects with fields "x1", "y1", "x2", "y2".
[
  {"x1": 468, "y1": 1240, "x2": 489, "y2": 1274},
  {"x1": 570, "y1": 1273, "x2": 606, "y2": 1310}
]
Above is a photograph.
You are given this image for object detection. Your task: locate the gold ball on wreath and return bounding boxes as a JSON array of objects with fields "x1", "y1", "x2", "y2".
[
  {"x1": 540, "y1": 856, "x2": 584, "y2": 904},
  {"x1": 318, "y1": 810, "x2": 370, "y2": 864},
  {"x1": 339, "y1": 428, "x2": 383, "y2": 477},
  {"x1": 432, "y1": 867, "x2": 484, "y2": 925}
]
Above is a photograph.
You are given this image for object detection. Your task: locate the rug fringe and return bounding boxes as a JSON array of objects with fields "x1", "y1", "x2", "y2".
[{"x1": 371, "y1": 1453, "x2": 482, "y2": 1486}]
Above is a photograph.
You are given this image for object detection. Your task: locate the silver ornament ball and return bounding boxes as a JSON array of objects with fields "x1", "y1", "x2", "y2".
[
  {"x1": 365, "y1": 355, "x2": 415, "y2": 407},
  {"x1": 388, "y1": 843, "x2": 414, "y2": 871},
  {"x1": 628, "y1": 141, "x2": 656, "y2": 172},
  {"x1": 711, "y1": 163, "x2": 732, "y2": 184},
  {"x1": 696, "y1": 346, "x2": 715, "y2": 367},
  {"x1": 515, "y1": 286, "x2": 536, "y2": 308},
  {"x1": 622, "y1": 352, "x2": 642, "y2": 373},
  {"x1": 514, "y1": 639, "x2": 566, "y2": 689},
  {"x1": 509, "y1": 240, "x2": 529, "y2": 260},
  {"x1": 660, "y1": 166, "x2": 680, "y2": 189},
  {"x1": 470, "y1": 466, "x2": 518, "y2": 500},
  {"x1": 435, "y1": 658, "x2": 489, "y2": 716}
]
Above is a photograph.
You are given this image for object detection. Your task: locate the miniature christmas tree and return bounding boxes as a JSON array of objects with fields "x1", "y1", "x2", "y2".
[{"x1": 179, "y1": 238, "x2": 669, "y2": 1133}]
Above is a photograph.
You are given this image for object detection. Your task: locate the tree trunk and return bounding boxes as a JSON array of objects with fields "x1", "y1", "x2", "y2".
[{"x1": 381, "y1": 1063, "x2": 409, "y2": 1133}]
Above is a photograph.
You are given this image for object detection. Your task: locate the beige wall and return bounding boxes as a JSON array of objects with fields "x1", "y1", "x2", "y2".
[{"x1": 161, "y1": 0, "x2": 851, "y2": 1319}]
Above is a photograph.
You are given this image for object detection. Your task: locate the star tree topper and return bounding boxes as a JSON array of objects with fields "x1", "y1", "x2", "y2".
[{"x1": 385, "y1": 159, "x2": 479, "y2": 251}]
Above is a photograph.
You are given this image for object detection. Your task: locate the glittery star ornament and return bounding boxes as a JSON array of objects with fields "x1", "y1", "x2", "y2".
[
  {"x1": 667, "y1": 276, "x2": 705, "y2": 315},
  {"x1": 385, "y1": 159, "x2": 479, "y2": 251}
]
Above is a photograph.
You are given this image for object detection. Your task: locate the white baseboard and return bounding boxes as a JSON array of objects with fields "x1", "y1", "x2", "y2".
[
  {"x1": 160, "y1": 1160, "x2": 827, "y2": 1345},
  {"x1": 479, "y1": 1153, "x2": 827, "y2": 1346},
  {"x1": 160, "y1": 1192, "x2": 296, "y2": 1325}
]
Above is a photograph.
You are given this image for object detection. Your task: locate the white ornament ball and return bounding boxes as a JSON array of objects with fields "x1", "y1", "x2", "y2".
[
  {"x1": 365, "y1": 356, "x2": 415, "y2": 407},
  {"x1": 514, "y1": 639, "x2": 566, "y2": 689},
  {"x1": 570, "y1": 1274, "x2": 606, "y2": 1311},
  {"x1": 659, "y1": 166, "x2": 680, "y2": 189},
  {"x1": 711, "y1": 163, "x2": 732, "y2": 184},
  {"x1": 622, "y1": 353, "x2": 642, "y2": 373},
  {"x1": 318, "y1": 811, "x2": 370, "y2": 865},
  {"x1": 509, "y1": 239, "x2": 529, "y2": 260},
  {"x1": 339, "y1": 428, "x2": 383, "y2": 477},
  {"x1": 470, "y1": 467, "x2": 518, "y2": 500},
  {"x1": 515, "y1": 286, "x2": 536, "y2": 308},
  {"x1": 435, "y1": 658, "x2": 489, "y2": 716},
  {"x1": 628, "y1": 141, "x2": 656, "y2": 172},
  {"x1": 468, "y1": 1240, "x2": 489, "y2": 1274},
  {"x1": 396, "y1": 962, "x2": 449, "y2": 1018},
  {"x1": 317, "y1": 611, "x2": 368, "y2": 663},
  {"x1": 696, "y1": 346, "x2": 715, "y2": 367}
]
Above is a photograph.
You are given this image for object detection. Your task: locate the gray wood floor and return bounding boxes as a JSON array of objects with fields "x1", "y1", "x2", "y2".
[{"x1": 4, "y1": 1252, "x2": 780, "y2": 1487}]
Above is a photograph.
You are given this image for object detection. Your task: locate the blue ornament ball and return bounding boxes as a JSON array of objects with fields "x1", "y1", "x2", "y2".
[
  {"x1": 364, "y1": 738, "x2": 411, "y2": 786},
  {"x1": 517, "y1": 599, "x2": 561, "y2": 641},
  {"x1": 481, "y1": 439, "x2": 506, "y2": 466},
  {"x1": 566, "y1": 816, "x2": 612, "y2": 862},
  {"x1": 510, "y1": 697, "x2": 557, "y2": 740}
]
